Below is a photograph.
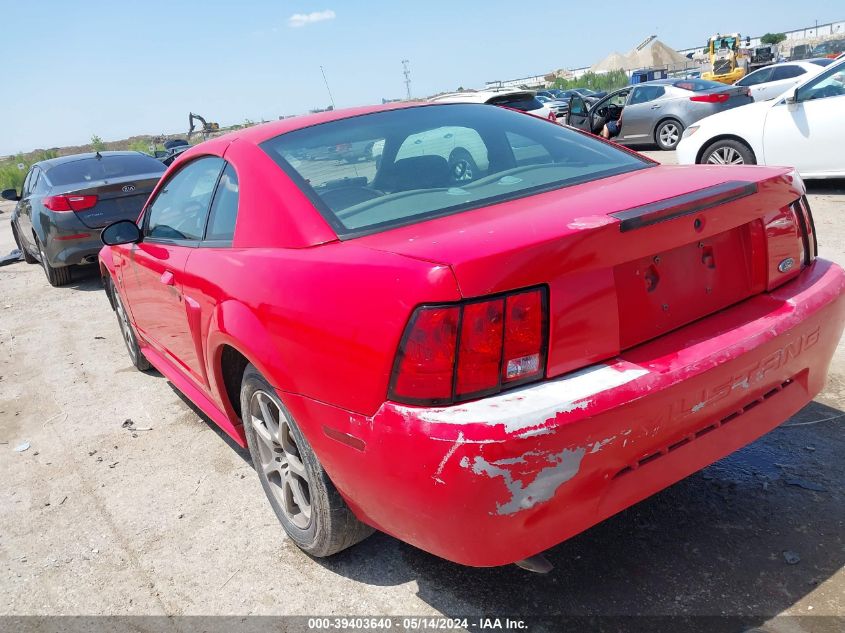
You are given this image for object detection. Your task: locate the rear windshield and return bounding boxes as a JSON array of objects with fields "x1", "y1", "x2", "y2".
[
  {"x1": 46, "y1": 154, "x2": 165, "y2": 186},
  {"x1": 672, "y1": 79, "x2": 726, "y2": 92},
  {"x1": 261, "y1": 103, "x2": 652, "y2": 238}
]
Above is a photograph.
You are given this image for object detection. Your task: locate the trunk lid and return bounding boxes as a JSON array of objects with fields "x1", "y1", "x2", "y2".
[
  {"x1": 357, "y1": 164, "x2": 806, "y2": 378},
  {"x1": 59, "y1": 172, "x2": 161, "y2": 228}
]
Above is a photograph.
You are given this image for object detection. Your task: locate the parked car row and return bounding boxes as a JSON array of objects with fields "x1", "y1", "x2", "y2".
[
  {"x1": 6, "y1": 94, "x2": 844, "y2": 571},
  {"x1": 3, "y1": 152, "x2": 166, "y2": 286},
  {"x1": 565, "y1": 78, "x2": 753, "y2": 150},
  {"x1": 734, "y1": 59, "x2": 830, "y2": 102},
  {"x1": 677, "y1": 56, "x2": 845, "y2": 177}
]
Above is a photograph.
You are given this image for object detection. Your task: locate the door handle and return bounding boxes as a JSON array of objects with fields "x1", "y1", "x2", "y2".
[
  {"x1": 651, "y1": 104, "x2": 662, "y2": 109},
  {"x1": 160, "y1": 270, "x2": 175, "y2": 286}
]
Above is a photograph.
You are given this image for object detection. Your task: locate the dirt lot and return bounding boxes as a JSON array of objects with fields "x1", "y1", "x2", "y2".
[{"x1": 1, "y1": 152, "x2": 844, "y2": 629}]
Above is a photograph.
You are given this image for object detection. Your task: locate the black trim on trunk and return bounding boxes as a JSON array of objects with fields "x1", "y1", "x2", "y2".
[{"x1": 610, "y1": 181, "x2": 758, "y2": 232}]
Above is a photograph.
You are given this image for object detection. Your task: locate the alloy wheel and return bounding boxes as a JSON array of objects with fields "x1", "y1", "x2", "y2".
[
  {"x1": 659, "y1": 123, "x2": 680, "y2": 148},
  {"x1": 249, "y1": 390, "x2": 312, "y2": 529},
  {"x1": 707, "y1": 146, "x2": 745, "y2": 165},
  {"x1": 451, "y1": 159, "x2": 474, "y2": 182}
]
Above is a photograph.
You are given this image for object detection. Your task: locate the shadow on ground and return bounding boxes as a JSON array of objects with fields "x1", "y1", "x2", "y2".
[{"x1": 303, "y1": 400, "x2": 844, "y2": 625}]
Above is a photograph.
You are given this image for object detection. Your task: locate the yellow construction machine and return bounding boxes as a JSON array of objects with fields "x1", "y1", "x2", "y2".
[{"x1": 702, "y1": 33, "x2": 747, "y2": 84}]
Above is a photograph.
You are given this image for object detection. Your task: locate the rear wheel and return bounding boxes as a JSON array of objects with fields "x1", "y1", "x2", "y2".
[
  {"x1": 655, "y1": 120, "x2": 684, "y2": 150},
  {"x1": 241, "y1": 364, "x2": 374, "y2": 557},
  {"x1": 111, "y1": 279, "x2": 151, "y2": 371},
  {"x1": 701, "y1": 139, "x2": 756, "y2": 166},
  {"x1": 11, "y1": 223, "x2": 37, "y2": 263},
  {"x1": 36, "y1": 237, "x2": 72, "y2": 286}
]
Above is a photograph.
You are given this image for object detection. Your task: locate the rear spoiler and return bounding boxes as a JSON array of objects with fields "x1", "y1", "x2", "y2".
[{"x1": 610, "y1": 180, "x2": 757, "y2": 232}]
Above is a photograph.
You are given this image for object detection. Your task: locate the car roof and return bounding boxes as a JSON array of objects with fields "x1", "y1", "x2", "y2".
[{"x1": 34, "y1": 150, "x2": 153, "y2": 171}]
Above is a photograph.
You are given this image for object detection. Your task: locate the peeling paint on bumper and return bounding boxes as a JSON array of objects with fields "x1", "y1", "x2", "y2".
[{"x1": 282, "y1": 260, "x2": 845, "y2": 567}]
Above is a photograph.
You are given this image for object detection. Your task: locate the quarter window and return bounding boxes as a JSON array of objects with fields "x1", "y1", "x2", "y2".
[
  {"x1": 144, "y1": 156, "x2": 224, "y2": 242},
  {"x1": 204, "y1": 163, "x2": 240, "y2": 242}
]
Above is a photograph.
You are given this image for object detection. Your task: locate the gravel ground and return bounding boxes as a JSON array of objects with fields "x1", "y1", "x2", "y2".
[{"x1": 1, "y1": 152, "x2": 843, "y2": 629}]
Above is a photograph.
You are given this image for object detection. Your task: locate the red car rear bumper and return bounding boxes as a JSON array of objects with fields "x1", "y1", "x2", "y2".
[{"x1": 283, "y1": 259, "x2": 845, "y2": 567}]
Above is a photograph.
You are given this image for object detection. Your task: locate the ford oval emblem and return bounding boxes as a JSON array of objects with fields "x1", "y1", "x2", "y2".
[
  {"x1": 778, "y1": 257, "x2": 795, "y2": 273},
  {"x1": 121, "y1": 184, "x2": 136, "y2": 193}
]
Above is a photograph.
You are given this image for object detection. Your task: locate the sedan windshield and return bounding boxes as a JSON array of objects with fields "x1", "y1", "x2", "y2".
[{"x1": 261, "y1": 104, "x2": 652, "y2": 237}]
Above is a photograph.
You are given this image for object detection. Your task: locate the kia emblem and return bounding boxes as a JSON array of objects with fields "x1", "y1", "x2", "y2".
[
  {"x1": 122, "y1": 184, "x2": 136, "y2": 193},
  {"x1": 778, "y1": 257, "x2": 795, "y2": 273}
]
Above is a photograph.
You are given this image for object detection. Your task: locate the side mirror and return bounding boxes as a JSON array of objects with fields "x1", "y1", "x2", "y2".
[
  {"x1": 785, "y1": 88, "x2": 799, "y2": 104},
  {"x1": 1, "y1": 188, "x2": 20, "y2": 201},
  {"x1": 101, "y1": 220, "x2": 141, "y2": 246}
]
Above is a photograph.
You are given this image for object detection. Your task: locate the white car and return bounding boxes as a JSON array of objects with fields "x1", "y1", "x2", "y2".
[
  {"x1": 734, "y1": 60, "x2": 828, "y2": 101},
  {"x1": 430, "y1": 89, "x2": 557, "y2": 122},
  {"x1": 369, "y1": 90, "x2": 557, "y2": 183},
  {"x1": 677, "y1": 58, "x2": 845, "y2": 178}
]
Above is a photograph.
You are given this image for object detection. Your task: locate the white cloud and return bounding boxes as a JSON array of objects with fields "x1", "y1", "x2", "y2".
[{"x1": 288, "y1": 9, "x2": 336, "y2": 28}]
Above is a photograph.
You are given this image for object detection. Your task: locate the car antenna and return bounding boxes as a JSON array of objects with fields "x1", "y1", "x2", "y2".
[{"x1": 95, "y1": 151, "x2": 102, "y2": 160}]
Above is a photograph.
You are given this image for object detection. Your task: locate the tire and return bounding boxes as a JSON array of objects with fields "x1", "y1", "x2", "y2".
[
  {"x1": 700, "y1": 139, "x2": 756, "y2": 166},
  {"x1": 11, "y1": 223, "x2": 37, "y2": 264},
  {"x1": 111, "y1": 279, "x2": 151, "y2": 371},
  {"x1": 36, "y1": 237, "x2": 72, "y2": 287},
  {"x1": 655, "y1": 119, "x2": 684, "y2": 151},
  {"x1": 448, "y1": 149, "x2": 480, "y2": 184},
  {"x1": 240, "y1": 364, "x2": 374, "y2": 557}
]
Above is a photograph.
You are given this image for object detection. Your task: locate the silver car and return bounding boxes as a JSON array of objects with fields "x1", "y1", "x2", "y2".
[{"x1": 565, "y1": 78, "x2": 753, "y2": 150}]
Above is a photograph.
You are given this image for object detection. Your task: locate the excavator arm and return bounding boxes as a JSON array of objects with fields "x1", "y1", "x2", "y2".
[{"x1": 187, "y1": 112, "x2": 220, "y2": 141}]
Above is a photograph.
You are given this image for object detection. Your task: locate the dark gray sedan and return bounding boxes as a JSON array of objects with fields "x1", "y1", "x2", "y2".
[
  {"x1": 3, "y1": 152, "x2": 165, "y2": 286},
  {"x1": 565, "y1": 79, "x2": 753, "y2": 150}
]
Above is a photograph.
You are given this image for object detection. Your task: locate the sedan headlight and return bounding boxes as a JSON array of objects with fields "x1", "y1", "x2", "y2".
[{"x1": 682, "y1": 125, "x2": 700, "y2": 139}]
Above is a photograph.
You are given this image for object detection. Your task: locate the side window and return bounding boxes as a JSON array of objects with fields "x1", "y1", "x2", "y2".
[
  {"x1": 29, "y1": 168, "x2": 41, "y2": 194},
  {"x1": 33, "y1": 168, "x2": 50, "y2": 194},
  {"x1": 569, "y1": 95, "x2": 587, "y2": 116},
  {"x1": 506, "y1": 132, "x2": 553, "y2": 167},
  {"x1": 628, "y1": 86, "x2": 665, "y2": 105},
  {"x1": 144, "y1": 156, "x2": 224, "y2": 242},
  {"x1": 204, "y1": 163, "x2": 239, "y2": 242},
  {"x1": 796, "y1": 64, "x2": 845, "y2": 102},
  {"x1": 772, "y1": 65, "x2": 805, "y2": 81},
  {"x1": 610, "y1": 91, "x2": 629, "y2": 107},
  {"x1": 21, "y1": 169, "x2": 34, "y2": 196},
  {"x1": 740, "y1": 67, "x2": 774, "y2": 86}
]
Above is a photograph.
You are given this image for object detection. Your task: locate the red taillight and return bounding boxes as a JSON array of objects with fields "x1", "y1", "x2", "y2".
[
  {"x1": 390, "y1": 288, "x2": 547, "y2": 405},
  {"x1": 43, "y1": 194, "x2": 98, "y2": 212},
  {"x1": 689, "y1": 93, "x2": 730, "y2": 103},
  {"x1": 502, "y1": 291, "x2": 544, "y2": 383},
  {"x1": 455, "y1": 299, "x2": 504, "y2": 397},
  {"x1": 392, "y1": 306, "x2": 459, "y2": 403}
]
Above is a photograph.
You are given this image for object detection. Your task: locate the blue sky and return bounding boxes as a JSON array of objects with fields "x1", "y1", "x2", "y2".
[{"x1": 0, "y1": 0, "x2": 841, "y2": 154}]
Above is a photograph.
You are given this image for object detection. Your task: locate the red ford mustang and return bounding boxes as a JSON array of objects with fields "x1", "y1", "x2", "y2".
[{"x1": 99, "y1": 102, "x2": 845, "y2": 569}]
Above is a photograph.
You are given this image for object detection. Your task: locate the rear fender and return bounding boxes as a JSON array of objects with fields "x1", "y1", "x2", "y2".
[{"x1": 206, "y1": 300, "x2": 293, "y2": 436}]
